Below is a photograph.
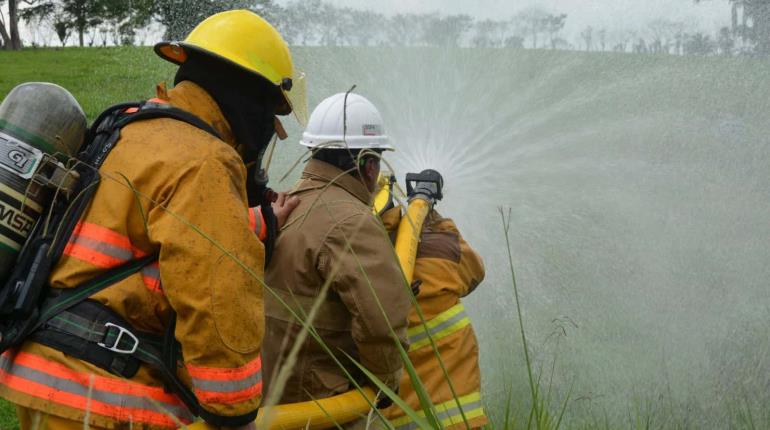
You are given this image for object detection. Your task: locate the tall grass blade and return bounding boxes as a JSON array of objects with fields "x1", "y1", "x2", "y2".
[
  {"x1": 554, "y1": 381, "x2": 574, "y2": 430},
  {"x1": 504, "y1": 385, "x2": 513, "y2": 430},
  {"x1": 500, "y1": 207, "x2": 541, "y2": 429},
  {"x1": 344, "y1": 352, "x2": 435, "y2": 430}
]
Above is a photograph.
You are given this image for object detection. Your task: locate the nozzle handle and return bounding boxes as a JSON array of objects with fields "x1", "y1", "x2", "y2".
[{"x1": 405, "y1": 169, "x2": 444, "y2": 203}]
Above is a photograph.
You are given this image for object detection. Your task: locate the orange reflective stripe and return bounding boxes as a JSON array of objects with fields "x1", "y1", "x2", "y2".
[
  {"x1": 187, "y1": 355, "x2": 262, "y2": 381},
  {"x1": 63, "y1": 222, "x2": 161, "y2": 293},
  {"x1": 7, "y1": 351, "x2": 178, "y2": 402},
  {"x1": 74, "y1": 222, "x2": 134, "y2": 251},
  {"x1": 194, "y1": 382, "x2": 262, "y2": 405},
  {"x1": 0, "y1": 351, "x2": 192, "y2": 428},
  {"x1": 0, "y1": 370, "x2": 186, "y2": 428},
  {"x1": 248, "y1": 207, "x2": 257, "y2": 232},
  {"x1": 257, "y1": 207, "x2": 267, "y2": 242},
  {"x1": 63, "y1": 242, "x2": 125, "y2": 268},
  {"x1": 248, "y1": 207, "x2": 267, "y2": 241},
  {"x1": 65, "y1": 222, "x2": 139, "y2": 267},
  {"x1": 187, "y1": 355, "x2": 262, "y2": 404},
  {"x1": 141, "y1": 262, "x2": 163, "y2": 294}
]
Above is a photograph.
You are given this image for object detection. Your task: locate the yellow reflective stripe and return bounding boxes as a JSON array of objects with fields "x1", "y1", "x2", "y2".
[
  {"x1": 0, "y1": 233, "x2": 21, "y2": 251},
  {"x1": 407, "y1": 303, "x2": 464, "y2": 338},
  {"x1": 391, "y1": 392, "x2": 485, "y2": 430},
  {"x1": 408, "y1": 303, "x2": 471, "y2": 351},
  {"x1": 441, "y1": 404, "x2": 486, "y2": 428},
  {"x1": 0, "y1": 182, "x2": 43, "y2": 212}
]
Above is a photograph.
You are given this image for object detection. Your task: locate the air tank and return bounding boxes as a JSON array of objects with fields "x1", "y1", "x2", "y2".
[{"x1": 0, "y1": 82, "x2": 86, "y2": 280}]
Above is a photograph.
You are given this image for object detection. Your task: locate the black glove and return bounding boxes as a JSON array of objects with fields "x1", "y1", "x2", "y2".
[
  {"x1": 411, "y1": 279, "x2": 422, "y2": 296},
  {"x1": 376, "y1": 392, "x2": 394, "y2": 409},
  {"x1": 260, "y1": 202, "x2": 278, "y2": 267}
]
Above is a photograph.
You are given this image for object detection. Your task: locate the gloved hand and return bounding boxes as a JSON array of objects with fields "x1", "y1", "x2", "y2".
[
  {"x1": 376, "y1": 393, "x2": 394, "y2": 409},
  {"x1": 411, "y1": 279, "x2": 422, "y2": 296}
]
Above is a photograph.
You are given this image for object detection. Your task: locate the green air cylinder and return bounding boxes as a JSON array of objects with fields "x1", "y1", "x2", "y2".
[{"x1": 0, "y1": 82, "x2": 86, "y2": 281}]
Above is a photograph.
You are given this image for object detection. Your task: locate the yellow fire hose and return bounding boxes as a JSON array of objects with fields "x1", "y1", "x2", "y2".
[
  {"x1": 183, "y1": 387, "x2": 376, "y2": 430},
  {"x1": 394, "y1": 197, "x2": 431, "y2": 284},
  {"x1": 182, "y1": 171, "x2": 441, "y2": 430},
  {"x1": 392, "y1": 169, "x2": 443, "y2": 284}
]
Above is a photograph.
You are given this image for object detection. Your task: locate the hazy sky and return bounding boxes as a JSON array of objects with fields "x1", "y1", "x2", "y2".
[
  {"x1": 3, "y1": 1, "x2": 733, "y2": 46},
  {"x1": 278, "y1": 0, "x2": 731, "y2": 40}
]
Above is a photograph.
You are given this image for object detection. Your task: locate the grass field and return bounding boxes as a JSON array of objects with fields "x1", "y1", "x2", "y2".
[
  {"x1": 0, "y1": 47, "x2": 177, "y2": 120},
  {"x1": 1, "y1": 399, "x2": 16, "y2": 430}
]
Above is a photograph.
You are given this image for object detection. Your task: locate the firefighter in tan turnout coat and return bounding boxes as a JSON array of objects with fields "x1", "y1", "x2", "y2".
[
  {"x1": 262, "y1": 92, "x2": 410, "y2": 429},
  {"x1": 0, "y1": 10, "x2": 301, "y2": 430},
  {"x1": 381, "y1": 206, "x2": 488, "y2": 430}
]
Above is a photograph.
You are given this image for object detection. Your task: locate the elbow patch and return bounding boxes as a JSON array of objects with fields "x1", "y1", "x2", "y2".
[{"x1": 417, "y1": 231, "x2": 461, "y2": 262}]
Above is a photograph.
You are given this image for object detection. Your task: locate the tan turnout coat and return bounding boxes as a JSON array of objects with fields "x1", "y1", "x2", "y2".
[
  {"x1": 0, "y1": 82, "x2": 266, "y2": 429},
  {"x1": 382, "y1": 208, "x2": 488, "y2": 430},
  {"x1": 262, "y1": 159, "x2": 410, "y2": 410}
]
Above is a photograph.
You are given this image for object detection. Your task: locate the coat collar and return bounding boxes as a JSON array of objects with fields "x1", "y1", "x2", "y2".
[
  {"x1": 161, "y1": 81, "x2": 236, "y2": 147},
  {"x1": 295, "y1": 159, "x2": 373, "y2": 205}
]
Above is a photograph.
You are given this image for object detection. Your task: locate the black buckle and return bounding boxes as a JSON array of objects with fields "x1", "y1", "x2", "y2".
[{"x1": 98, "y1": 322, "x2": 139, "y2": 354}]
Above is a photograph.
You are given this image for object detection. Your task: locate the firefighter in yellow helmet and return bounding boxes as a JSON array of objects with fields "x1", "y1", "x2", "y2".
[
  {"x1": 0, "y1": 10, "x2": 299, "y2": 430},
  {"x1": 379, "y1": 171, "x2": 488, "y2": 429}
]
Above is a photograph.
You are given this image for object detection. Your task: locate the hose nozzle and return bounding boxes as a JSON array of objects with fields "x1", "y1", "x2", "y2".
[{"x1": 405, "y1": 169, "x2": 444, "y2": 204}]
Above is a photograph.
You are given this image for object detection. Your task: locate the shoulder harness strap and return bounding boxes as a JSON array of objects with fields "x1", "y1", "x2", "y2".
[{"x1": 25, "y1": 100, "x2": 247, "y2": 425}]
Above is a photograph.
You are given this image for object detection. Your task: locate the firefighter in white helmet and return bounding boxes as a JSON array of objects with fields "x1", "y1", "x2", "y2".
[{"x1": 262, "y1": 92, "x2": 409, "y2": 429}]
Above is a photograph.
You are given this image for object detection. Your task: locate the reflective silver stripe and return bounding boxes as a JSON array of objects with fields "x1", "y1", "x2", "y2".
[
  {"x1": 251, "y1": 207, "x2": 261, "y2": 233},
  {"x1": 409, "y1": 306, "x2": 469, "y2": 345},
  {"x1": 71, "y1": 235, "x2": 133, "y2": 261},
  {"x1": 142, "y1": 264, "x2": 160, "y2": 279},
  {"x1": 0, "y1": 354, "x2": 193, "y2": 421},
  {"x1": 141, "y1": 264, "x2": 160, "y2": 280},
  {"x1": 191, "y1": 371, "x2": 262, "y2": 394},
  {"x1": 394, "y1": 399, "x2": 485, "y2": 430}
]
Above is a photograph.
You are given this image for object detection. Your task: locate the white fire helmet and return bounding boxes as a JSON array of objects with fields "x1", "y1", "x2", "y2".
[{"x1": 300, "y1": 92, "x2": 394, "y2": 150}]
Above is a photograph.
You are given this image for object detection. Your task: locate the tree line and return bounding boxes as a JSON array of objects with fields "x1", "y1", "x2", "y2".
[{"x1": 1, "y1": 0, "x2": 768, "y2": 57}]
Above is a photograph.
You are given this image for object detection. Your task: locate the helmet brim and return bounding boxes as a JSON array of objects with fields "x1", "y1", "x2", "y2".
[
  {"x1": 154, "y1": 41, "x2": 300, "y2": 118},
  {"x1": 299, "y1": 137, "x2": 395, "y2": 151}
]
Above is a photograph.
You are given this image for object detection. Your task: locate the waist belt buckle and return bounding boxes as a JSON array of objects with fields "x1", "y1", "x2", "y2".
[{"x1": 98, "y1": 322, "x2": 139, "y2": 354}]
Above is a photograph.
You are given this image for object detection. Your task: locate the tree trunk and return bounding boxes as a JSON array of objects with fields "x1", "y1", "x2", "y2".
[
  {"x1": 79, "y1": 27, "x2": 84, "y2": 47},
  {"x1": 8, "y1": 0, "x2": 22, "y2": 49},
  {"x1": 0, "y1": 21, "x2": 10, "y2": 49}
]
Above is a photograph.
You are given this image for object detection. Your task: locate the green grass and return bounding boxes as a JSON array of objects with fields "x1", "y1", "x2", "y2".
[
  {"x1": 0, "y1": 398, "x2": 18, "y2": 430},
  {"x1": 0, "y1": 47, "x2": 176, "y2": 120}
]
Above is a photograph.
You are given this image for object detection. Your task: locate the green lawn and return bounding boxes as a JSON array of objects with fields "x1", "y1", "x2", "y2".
[
  {"x1": 0, "y1": 47, "x2": 177, "y2": 120},
  {"x1": 0, "y1": 398, "x2": 18, "y2": 430}
]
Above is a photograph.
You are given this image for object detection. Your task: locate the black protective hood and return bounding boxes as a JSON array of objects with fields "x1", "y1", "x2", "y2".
[{"x1": 175, "y1": 52, "x2": 280, "y2": 206}]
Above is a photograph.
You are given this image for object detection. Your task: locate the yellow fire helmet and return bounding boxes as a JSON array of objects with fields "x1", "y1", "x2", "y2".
[{"x1": 154, "y1": 9, "x2": 308, "y2": 125}]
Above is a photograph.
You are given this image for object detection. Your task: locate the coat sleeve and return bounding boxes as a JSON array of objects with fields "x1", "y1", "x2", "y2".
[
  {"x1": 147, "y1": 146, "x2": 265, "y2": 426},
  {"x1": 433, "y1": 217, "x2": 485, "y2": 297},
  {"x1": 318, "y1": 212, "x2": 410, "y2": 391}
]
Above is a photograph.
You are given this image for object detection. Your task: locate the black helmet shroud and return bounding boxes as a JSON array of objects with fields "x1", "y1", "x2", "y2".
[{"x1": 174, "y1": 50, "x2": 282, "y2": 206}]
